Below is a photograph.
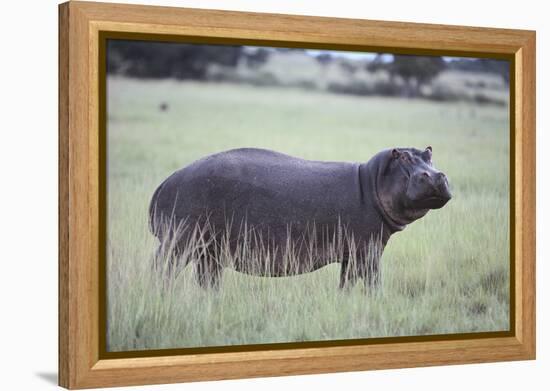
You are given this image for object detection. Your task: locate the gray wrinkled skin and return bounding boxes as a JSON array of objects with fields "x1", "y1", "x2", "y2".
[{"x1": 149, "y1": 147, "x2": 452, "y2": 289}]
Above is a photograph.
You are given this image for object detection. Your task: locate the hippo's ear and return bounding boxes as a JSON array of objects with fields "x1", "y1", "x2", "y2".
[
  {"x1": 422, "y1": 146, "x2": 432, "y2": 161},
  {"x1": 391, "y1": 149, "x2": 401, "y2": 159}
]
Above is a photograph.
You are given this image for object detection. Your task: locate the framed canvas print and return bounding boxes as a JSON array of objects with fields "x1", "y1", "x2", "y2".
[{"x1": 58, "y1": 1, "x2": 536, "y2": 389}]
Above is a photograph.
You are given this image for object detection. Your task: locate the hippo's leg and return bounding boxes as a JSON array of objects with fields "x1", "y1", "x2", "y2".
[
  {"x1": 339, "y1": 269, "x2": 358, "y2": 290},
  {"x1": 194, "y1": 246, "x2": 223, "y2": 290},
  {"x1": 339, "y1": 250, "x2": 359, "y2": 290}
]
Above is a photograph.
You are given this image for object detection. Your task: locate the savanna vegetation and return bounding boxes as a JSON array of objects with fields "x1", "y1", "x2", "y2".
[{"x1": 106, "y1": 73, "x2": 510, "y2": 351}]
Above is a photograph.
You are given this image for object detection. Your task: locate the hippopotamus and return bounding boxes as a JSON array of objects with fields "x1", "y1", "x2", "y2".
[{"x1": 149, "y1": 147, "x2": 451, "y2": 289}]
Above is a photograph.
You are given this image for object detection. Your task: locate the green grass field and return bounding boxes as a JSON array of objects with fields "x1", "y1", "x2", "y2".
[{"x1": 106, "y1": 76, "x2": 510, "y2": 351}]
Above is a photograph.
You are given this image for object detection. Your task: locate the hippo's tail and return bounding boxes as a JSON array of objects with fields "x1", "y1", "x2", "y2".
[{"x1": 148, "y1": 181, "x2": 166, "y2": 237}]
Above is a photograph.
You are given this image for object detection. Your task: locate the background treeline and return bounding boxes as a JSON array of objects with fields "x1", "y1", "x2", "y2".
[{"x1": 107, "y1": 40, "x2": 509, "y2": 106}]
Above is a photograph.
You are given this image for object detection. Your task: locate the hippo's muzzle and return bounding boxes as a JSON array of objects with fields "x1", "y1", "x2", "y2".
[{"x1": 426, "y1": 172, "x2": 452, "y2": 209}]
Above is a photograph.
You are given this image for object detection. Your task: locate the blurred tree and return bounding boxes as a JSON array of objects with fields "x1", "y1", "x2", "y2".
[
  {"x1": 107, "y1": 40, "x2": 243, "y2": 80},
  {"x1": 366, "y1": 53, "x2": 389, "y2": 71},
  {"x1": 275, "y1": 47, "x2": 305, "y2": 53},
  {"x1": 245, "y1": 48, "x2": 270, "y2": 69},
  {"x1": 315, "y1": 53, "x2": 333, "y2": 67},
  {"x1": 368, "y1": 54, "x2": 446, "y2": 97},
  {"x1": 390, "y1": 55, "x2": 446, "y2": 97},
  {"x1": 340, "y1": 60, "x2": 358, "y2": 75}
]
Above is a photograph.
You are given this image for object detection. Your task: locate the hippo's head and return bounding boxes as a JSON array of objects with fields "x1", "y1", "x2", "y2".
[{"x1": 371, "y1": 146, "x2": 452, "y2": 229}]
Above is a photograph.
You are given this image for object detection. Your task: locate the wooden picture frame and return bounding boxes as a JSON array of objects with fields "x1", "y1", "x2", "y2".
[{"x1": 59, "y1": 1, "x2": 536, "y2": 389}]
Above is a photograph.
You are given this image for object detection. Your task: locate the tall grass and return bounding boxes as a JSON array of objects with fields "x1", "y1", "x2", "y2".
[
  {"x1": 106, "y1": 77, "x2": 509, "y2": 351},
  {"x1": 149, "y1": 214, "x2": 384, "y2": 282}
]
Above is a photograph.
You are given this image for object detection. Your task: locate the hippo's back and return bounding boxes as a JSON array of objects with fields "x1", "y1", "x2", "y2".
[{"x1": 149, "y1": 148, "x2": 362, "y2": 238}]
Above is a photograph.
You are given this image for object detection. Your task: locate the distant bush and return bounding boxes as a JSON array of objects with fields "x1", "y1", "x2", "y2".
[
  {"x1": 371, "y1": 81, "x2": 402, "y2": 97},
  {"x1": 447, "y1": 58, "x2": 510, "y2": 84},
  {"x1": 294, "y1": 80, "x2": 319, "y2": 90},
  {"x1": 428, "y1": 85, "x2": 463, "y2": 102},
  {"x1": 327, "y1": 81, "x2": 372, "y2": 96},
  {"x1": 246, "y1": 71, "x2": 280, "y2": 87},
  {"x1": 426, "y1": 83, "x2": 507, "y2": 106},
  {"x1": 473, "y1": 93, "x2": 507, "y2": 107},
  {"x1": 464, "y1": 80, "x2": 487, "y2": 89}
]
